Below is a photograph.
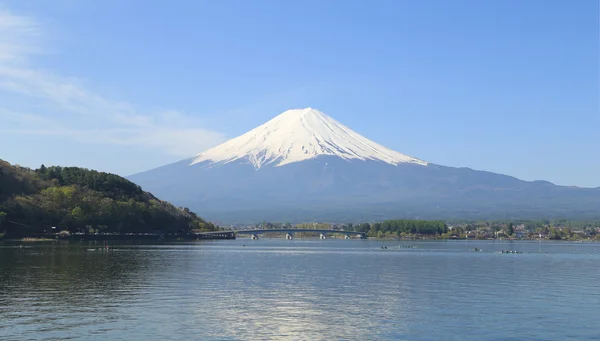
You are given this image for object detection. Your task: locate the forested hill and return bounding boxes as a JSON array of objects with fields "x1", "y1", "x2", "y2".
[{"x1": 0, "y1": 159, "x2": 217, "y2": 237}]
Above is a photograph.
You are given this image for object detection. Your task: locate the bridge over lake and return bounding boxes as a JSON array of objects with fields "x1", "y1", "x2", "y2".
[{"x1": 233, "y1": 229, "x2": 367, "y2": 240}]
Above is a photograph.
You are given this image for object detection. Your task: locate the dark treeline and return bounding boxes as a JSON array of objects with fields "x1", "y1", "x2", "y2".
[
  {"x1": 373, "y1": 220, "x2": 448, "y2": 236},
  {"x1": 256, "y1": 220, "x2": 449, "y2": 237},
  {"x1": 0, "y1": 160, "x2": 217, "y2": 238},
  {"x1": 37, "y1": 165, "x2": 149, "y2": 202},
  {"x1": 250, "y1": 218, "x2": 600, "y2": 240},
  {"x1": 447, "y1": 219, "x2": 600, "y2": 230},
  {"x1": 440, "y1": 219, "x2": 600, "y2": 240},
  {"x1": 351, "y1": 220, "x2": 447, "y2": 237}
]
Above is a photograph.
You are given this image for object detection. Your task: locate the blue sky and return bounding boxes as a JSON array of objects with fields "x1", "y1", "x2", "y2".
[{"x1": 1, "y1": 0, "x2": 598, "y2": 187}]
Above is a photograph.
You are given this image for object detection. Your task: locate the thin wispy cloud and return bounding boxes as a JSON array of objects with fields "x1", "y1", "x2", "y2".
[
  {"x1": 0, "y1": 8, "x2": 225, "y2": 158},
  {"x1": 0, "y1": 8, "x2": 42, "y2": 64}
]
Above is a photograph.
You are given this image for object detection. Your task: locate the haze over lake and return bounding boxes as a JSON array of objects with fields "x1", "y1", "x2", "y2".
[{"x1": 1, "y1": 240, "x2": 599, "y2": 340}]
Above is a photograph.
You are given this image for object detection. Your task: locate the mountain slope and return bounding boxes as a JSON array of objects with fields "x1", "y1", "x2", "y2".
[
  {"x1": 0, "y1": 160, "x2": 217, "y2": 237},
  {"x1": 129, "y1": 108, "x2": 600, "y2": 223},
  {"x1": 191, "y1": 108, "x2": 426, "y2": 169}
]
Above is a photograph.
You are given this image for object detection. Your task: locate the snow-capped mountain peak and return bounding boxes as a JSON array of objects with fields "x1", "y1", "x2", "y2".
[{"x1": 190, "y1": 107, "x2": 427, "y2": 169}]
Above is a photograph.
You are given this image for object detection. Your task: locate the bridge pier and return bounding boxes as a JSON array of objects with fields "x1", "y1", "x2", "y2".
[
  {"x1": 344, "y1": 234, "x2": 350, "y2": 240},
  {"x1": 285, "y1": 233, "x2": 293, "y2": 240},
  {"x1": 251, "y1": 234, "x2": 258, "y2": 240},
  {"x1": 320, "y1": 233, "x2": 326, "y2": 240}
]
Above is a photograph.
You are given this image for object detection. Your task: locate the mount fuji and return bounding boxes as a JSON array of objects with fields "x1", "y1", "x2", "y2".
[
  {"x1": 129, "y1": 108, "x2": 600, "y2": 223},
  {"x1": 190, "y1": 107, "x2": 427, "y2": 169}
]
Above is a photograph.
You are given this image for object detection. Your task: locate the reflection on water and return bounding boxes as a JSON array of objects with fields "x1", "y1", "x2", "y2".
[{"x1": 1, "y1": 240, "x2": 599, "y2": 340}]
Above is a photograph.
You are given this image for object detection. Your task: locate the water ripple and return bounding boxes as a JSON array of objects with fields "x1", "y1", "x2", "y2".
[{"x1": 0, "y1": 240, "x2": 599, "y2": 340}]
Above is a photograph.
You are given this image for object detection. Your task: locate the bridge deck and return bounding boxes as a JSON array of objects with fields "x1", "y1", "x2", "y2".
[{"x1": 233, "y1": 229, "x2": 367, "y2": 236}]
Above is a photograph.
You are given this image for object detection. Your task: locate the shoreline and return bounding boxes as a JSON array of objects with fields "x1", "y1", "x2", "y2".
[
  {"x1": 2, "y1": 232, "x2": 598, "y2": 243},
  {"x1": 1, "y1": 233, "x2": 235, "y2": 242},
  {"x1": 5, "y1": 237, "x2": 596, "y2": 243}
]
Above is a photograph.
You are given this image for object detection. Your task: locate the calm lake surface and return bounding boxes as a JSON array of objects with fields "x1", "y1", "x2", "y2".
[{"x1": 1, "y1": 239, "x2": 599, "y2": 341}]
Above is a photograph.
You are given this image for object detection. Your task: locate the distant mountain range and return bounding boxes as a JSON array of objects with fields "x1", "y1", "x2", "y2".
[{"x1": 128, "y1": 108, "x2": 600, "y2": 223}]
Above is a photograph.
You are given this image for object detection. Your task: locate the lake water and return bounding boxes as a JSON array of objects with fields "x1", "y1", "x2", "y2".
[{"x1": 1, "y1": 239, "x2": 599, "y2": 340}]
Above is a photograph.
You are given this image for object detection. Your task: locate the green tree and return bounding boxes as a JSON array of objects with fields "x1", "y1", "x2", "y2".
[
  {"x1": 358, "y1": 222, "x2": 371, "y2": 233},
  {"x1": 0, "y1": 160, "x2": 214, "y2": 237},
  {"x1": 0, "y1": 211, "x2": 6, "y2": 228},
  {"x1": 507, "y1": 223, "x2": 514, "y2": 236},
  {"x1": 70, "y1": 206, "x2": 85, "y2": 229},
  {"x1": 548, "y1": 228, "x2": 562, "y2": 240}
]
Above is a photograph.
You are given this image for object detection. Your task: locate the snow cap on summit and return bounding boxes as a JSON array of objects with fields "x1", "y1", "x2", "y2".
[{"x1": 190, "y1": 108, "x2": 427, "y2": 169}]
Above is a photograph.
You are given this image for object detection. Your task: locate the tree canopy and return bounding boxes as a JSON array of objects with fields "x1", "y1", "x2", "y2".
[
  {"x1": 0, "y1": 160, "x2": 216, "y2": 237},
  {"x1": 368, "y1": 220, "x2": 448, "y2": 237}
]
